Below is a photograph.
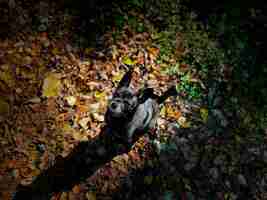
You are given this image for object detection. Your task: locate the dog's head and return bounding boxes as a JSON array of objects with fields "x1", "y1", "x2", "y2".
[
  {"x1": 106, "y1": 67, "x2": 139, "y2": 121},
  {"x1": 107, "y1": 87, "x2": 138, "y2": 119}
]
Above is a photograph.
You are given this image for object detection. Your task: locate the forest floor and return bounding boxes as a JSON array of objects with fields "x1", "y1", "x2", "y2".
[{"x1": 0, "y1": 1, "x2": 266, "y2": 199}]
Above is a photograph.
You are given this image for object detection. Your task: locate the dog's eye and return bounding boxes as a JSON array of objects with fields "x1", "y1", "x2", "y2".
[{"x1": 123, "y1": 92, "x2": 132, "y2": 99}]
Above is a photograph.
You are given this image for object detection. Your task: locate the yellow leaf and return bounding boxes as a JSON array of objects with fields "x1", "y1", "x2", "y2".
[
  {"x1": 177, "y1": 116, "x2": 190, "y2": 128},
  {"x1": 59, "y1": 192, "x2": 68, "y2": 200},
  {"x1": 85, "y1": 48, "x2": 94, "y2": 55},
  {"x1": 160, "y1": 105, "x2": 166, "y2": 117},
  {"x1": 52, "y1": 47, "x2": 60, "y2": 55},
  {"x1": 42, "y1": 73, "x2": 61, "y2": 97},
  {"x1": 200, "y1": 108, "x2": 209, "y2": 123},
  {"x1": 65, "y1": 96, "x2": 77, "y2": 106},
  {"x1": 94, "y1": 91, "x2": 106, "y2": 100},
  {"x1": 112, "y1": 73, "x2": 123, "y2": 83},
  {"x1": 73, "y1": 131, "x2": 88, "y2": 141},
  {"x1": 86, "y1": 191, "x2": 96, "y2": 200},
  {"x1": 0, "y1": 64, "x2": 14, "y2": 87},
  {"x1": 165, "y1": 106, "x2": 181, "y2": 120},
  {"x1": 78, "y1": 117, "x2": 91, "y2": 130},
  {"x1": 62, "y1": 123, "x2": 73, "y2": 133},
  {"x1": 122, "y1": 56, "x2": 135, "y2": 65}
]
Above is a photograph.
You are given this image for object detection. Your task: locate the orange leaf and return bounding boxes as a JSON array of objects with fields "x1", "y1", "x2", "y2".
[
  {"x1": 76, "y1": 105, "x2": 89, "y2": 114},
  {"x1": 72, "y1": 185, "x2": 81, "y2": 194}
]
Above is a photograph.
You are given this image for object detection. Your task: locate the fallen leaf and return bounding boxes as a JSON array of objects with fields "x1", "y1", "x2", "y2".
[
  {"x1": 0, "y1": 98, "x2": 9, "y2": 114},
  {"x1": 65, "y1": 96, "x2": 77, "y2": 106},
  {"x1": 42, "y1": 73, "x2": 61, "y2": 97},
  {"x1": 0, "y1": 64, "x2": 14, "y2": 87},
  {"x1": 89, "y1": 103, "x2": 100, "y2": 113},
  {"x1": 72, "y1": 185, "x2": 81, "y2": 194},
  {"x1": 86, "y1": 191, "x2": 96, "y2": 200},
  {"x1": 76, "y1": 105, "x2": 90, "y2": 115},
  {"x1": 72, "y1": 131, "x2": 88, "y2": 141},
  {"x1": 122, "y1": 56, "x2": 135, "y2": 65},
  {"x1": 28, "y1": 97, "x2": 41, "y2": 104},
  {"x1": 92, "y1": 113, "x2": 104, "y2": 122},
  {"x1": 52, "y1": 48, "x2": 60, "y2": 55},
  {"x1": 200, "y1": 108, "x2": 208, "y2": 123},
  {"x1": 148, "y1": 47, "x2": 159, "y2": 59},
  {"x1": 78, "y1": 117, "x2": 91, "y2": 130},
  {"x1": 94, "y1": 91, "x2": 106, "y2": 101},
  {"x1": 165, "y1": 105, "x2": 182, "y2": 120},
  {"x1": 177, "y1": 116, "x2": 190, "y2": 128},
  {"x1": 23, "y1": 56, "x2": 32, "y2": 65},
  {"x1": 112, "y1": 72, "x2": 123, "y2": 83}
]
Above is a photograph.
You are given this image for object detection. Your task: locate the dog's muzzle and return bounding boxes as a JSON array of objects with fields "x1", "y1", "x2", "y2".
[{"x1": 108, "y1": 100, "x2": 125, "y2": 117}]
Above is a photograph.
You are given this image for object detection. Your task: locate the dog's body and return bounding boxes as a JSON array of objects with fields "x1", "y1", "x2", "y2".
[{"x1": 105, "y1": 67, "x2": 177, "y2": 144}]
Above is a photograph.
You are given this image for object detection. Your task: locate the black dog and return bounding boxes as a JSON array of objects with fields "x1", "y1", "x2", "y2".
[{"x1": 105, "y1": 67, "x2": 178, "y2": 145}]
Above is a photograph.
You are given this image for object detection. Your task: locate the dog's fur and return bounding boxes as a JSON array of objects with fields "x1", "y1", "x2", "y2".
[{"x1": 105, "y1": 67, "x2": 178, "y2": 145}]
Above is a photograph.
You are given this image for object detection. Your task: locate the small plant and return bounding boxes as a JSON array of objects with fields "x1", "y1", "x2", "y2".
[
  {"x1": 128, "y1": 15, "x2": 145, "y2": 33},
  {"x1": 176, "y1": 74, "x2": 202, "y2": 100}
]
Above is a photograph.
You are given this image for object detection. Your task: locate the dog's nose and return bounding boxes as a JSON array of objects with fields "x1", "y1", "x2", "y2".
[{"x1": 110, "y1": 102, "x2": 117, "y2": 110}]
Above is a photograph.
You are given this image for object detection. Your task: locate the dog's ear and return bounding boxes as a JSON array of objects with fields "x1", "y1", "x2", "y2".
[
  {"x1": 137, "y1": 88, "x2": 156, "y2": 104},
  {"x1": 157, "y1": 85, "x2": 178, "y2": 104},
  {"x1": 116, "y1": 66, "x2": 134, "y2": 90}
]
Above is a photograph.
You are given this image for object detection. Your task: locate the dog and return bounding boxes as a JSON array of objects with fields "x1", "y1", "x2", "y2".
[{"x1": 105, "y1": 66, "x2": 178, "y2": 145}]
